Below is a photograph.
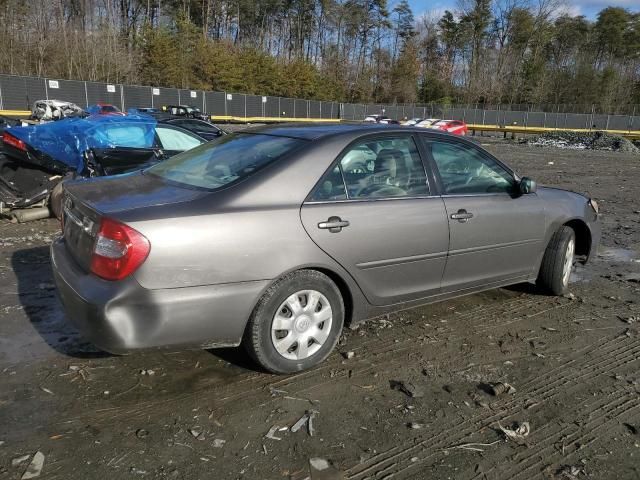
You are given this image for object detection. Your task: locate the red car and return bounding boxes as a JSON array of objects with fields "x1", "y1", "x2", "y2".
[
  {"x1": 87, "y1": 103, "x2": 125, "y2": 116},
  {"x1": 430, "y1": 119, "x2": 468, "y2": 135}
]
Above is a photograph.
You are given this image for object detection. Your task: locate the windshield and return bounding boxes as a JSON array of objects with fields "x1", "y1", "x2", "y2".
[{"x1": 147, "y1": 133, "x2": 304, "y2": 190}]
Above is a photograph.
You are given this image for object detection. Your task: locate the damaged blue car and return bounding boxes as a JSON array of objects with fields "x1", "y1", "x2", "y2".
[{"x1": 0, "y1": 114, "x2": 205, "y2": 220}]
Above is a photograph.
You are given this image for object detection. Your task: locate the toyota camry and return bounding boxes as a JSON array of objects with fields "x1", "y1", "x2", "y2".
[{"x1": 51, "y1": 124, "x2": 600, "y2": 373}]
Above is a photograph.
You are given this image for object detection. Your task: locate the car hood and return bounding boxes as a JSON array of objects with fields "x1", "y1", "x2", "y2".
[
  {"x1": 64, "y1": 170, "x2": 210, "y2": 215},
  {"x1": 538, "y1": 185, "x2": 590, "y2": 200}
]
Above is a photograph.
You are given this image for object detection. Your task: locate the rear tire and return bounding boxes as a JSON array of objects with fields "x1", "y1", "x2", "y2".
[
  {"x1": 537, "y1": 226, "x2": 575, "y2": 296},
  {"x1": 243, "y1": 270, "x2": 344, "y2": 374}
]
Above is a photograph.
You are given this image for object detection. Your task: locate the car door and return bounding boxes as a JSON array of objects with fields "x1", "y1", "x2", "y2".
[
  {"x1": 424, "y1": 138, "x2": 545, "y2": 292},
  {"x1": 300, "y1": 134, "x2": 449, "y2": 306}
]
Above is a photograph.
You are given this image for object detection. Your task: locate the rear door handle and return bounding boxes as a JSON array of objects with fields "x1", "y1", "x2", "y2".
[
  {"x1": 450, "y1": 209, "x2": 473, "y2": 222},
  {"x1": 318, "y1": 216, "x2": 350, "y2": 233}
]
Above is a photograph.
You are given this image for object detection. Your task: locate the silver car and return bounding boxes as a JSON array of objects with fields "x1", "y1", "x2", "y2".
[{"x1": 51, "y1": 124, "x2": 601, "y2": 373}]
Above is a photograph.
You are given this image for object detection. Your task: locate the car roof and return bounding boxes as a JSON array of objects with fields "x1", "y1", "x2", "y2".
[
  {"x1": 243, "y1": 123, "x2": 412, "y2": 140},
  {"x1": 239, "y1": 122, "x2": 478, "y2": 141}
]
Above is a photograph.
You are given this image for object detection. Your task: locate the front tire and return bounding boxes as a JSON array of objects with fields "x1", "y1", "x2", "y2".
[
  {"x1": 537, "y1": 226, "x2": 575, "y2": 295},
  {"x1": 243, "y1": 270, "x2": 344, "y2": 374}
]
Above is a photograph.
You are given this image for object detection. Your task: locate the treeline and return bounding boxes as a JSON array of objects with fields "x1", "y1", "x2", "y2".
[{"x1": 0, "y1": 0, "x2": 638, "y2": 111}]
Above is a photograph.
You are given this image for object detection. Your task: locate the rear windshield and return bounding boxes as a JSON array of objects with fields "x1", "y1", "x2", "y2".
[{"x1": 146, "y1": 133, "x2": 304, "y2": 190}]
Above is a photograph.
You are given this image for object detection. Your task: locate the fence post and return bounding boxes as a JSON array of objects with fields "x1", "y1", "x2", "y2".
[
  {"x1": 605, "y1": 114, "x2": 610, "y2": 131},
  {"x1": 307, "y1": 100, "x2": 310, "y2": 119},
  {"x1": 84, "y1": 81, "x2": 89, "y2": 108},
  {"x1": 278, "y1": 97, "x2": 281, "y2": 118},
  {"x1": 120, "y1": 85, "x2": 125, "y2": 111},
  {"x1": 0, "y1": 76, "x2": 3, "y2": 110},
  {"x1": 244, "y1": 94, "x2": 247, "y2": 119},
  {"x1": 224, "y1": 92, "x2": 227, "y2": 116}
]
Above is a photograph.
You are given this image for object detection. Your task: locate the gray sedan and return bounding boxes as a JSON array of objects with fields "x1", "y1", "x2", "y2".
[{"x1": 51, "y1": 124, "x2": 601, "y2": 373}]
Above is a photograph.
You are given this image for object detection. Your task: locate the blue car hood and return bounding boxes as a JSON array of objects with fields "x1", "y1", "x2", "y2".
[{"x1": 9, "y1": 114, "x2": 157, "y2": 173}]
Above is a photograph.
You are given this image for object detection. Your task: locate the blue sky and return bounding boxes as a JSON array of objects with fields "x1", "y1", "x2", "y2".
[{"x1": 405, "y1": 0, "x2": 639, "y2": 20}]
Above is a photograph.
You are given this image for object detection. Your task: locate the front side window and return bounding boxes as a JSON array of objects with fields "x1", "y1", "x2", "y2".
[
  {"x1": 147, "y1": 133, "x2": 304, "y2": 190},
  {"x1": 430, "y1": 141, "x2": 515, "y2": 195},
  {"x1": 337, "y1": 136, "x2": 429, "y2": 199}
]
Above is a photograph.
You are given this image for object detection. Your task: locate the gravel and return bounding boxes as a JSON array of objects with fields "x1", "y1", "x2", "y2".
[{"x1": 526, "y1": 131, "x2": 639, "y2": 154}]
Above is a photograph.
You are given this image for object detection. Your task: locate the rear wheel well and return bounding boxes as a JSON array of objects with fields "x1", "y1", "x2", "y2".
[
  {"x1": 309, "y1": 268, "x2": 354, "y2": 327},
  {"x1": 563, "y1": 219, "x2": 591, "y2": 258}
]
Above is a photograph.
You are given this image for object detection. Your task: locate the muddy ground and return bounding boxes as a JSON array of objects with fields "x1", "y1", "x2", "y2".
[{"x1": 1, "y1": 139, "x2": 640, "y2": 480}]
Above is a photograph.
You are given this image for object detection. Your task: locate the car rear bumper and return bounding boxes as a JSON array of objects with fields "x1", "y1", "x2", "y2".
[{"x1": 51, "y1": 238, "x2": 269, "y2": 354}]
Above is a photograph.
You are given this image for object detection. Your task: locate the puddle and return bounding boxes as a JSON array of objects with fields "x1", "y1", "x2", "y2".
[
  {"x1": 570, "y1": 264, "x2": 594, "y2": 283},
  {"x1": 598, "y1": 247, "x2": 637, "y2": 263}
]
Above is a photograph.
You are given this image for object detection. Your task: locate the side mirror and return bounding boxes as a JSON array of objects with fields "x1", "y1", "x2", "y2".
[{"x1": 519, "y1": 177, "x2": 537, "y2": 194}]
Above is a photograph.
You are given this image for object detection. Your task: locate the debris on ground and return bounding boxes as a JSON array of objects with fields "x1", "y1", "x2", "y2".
[
  {"x1": 390, "y1": 380, "x2": 424, "y2": 398},
  {"x1": 212, "y1": 439, "x2": 226, "y2": 448},
  {"x1": 445, "y1": 440, "x2": 501, "y2": 452},
  {"x1": 497, "y1": 421, "x2": 530, "y2": 444},
  {"x1": 21, "y1": 451, "x2": 45, "y2": 479},
  {"x1": 11, "y1": 455, "x2": 30, "y2": 467},
  {"x1": 135, "y1": 429, "x2": 149, "y2": 439},
  {"x1": 188, "y1": 428, "x2": 205, "y2": 440},
  {"x1": 555, "y1": 464, "x2": 584, "y2": 479},
  {"x1": 527, "y1": 131, "x2": 639, "y2": 153},
  {"x1": 342, "y1": 351, "x2": 355, "y2": 359},
  {"x1": 489, "y1": 382, "x2": 517, "y2": 396},
  {"x1": 309, "y1": 457, "x2": 343, "y2": 480},
  {"x1": 265, "y1": 425, "x2": 284, "y2": 441},
  {"x1": 407, "y1": 422, "x2": 425, "y2": 429},
  {"x1": 140, "y1": 369, "x2": 155, "y2": 376}
]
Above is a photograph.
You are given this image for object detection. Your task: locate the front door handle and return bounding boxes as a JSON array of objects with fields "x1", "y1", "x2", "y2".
[
  {"x1": 450, "y1": 209, "x2": 473, "y2": 222},
  {"x1": 318, "y1": 216, "x2": 350, "y2": 233}
]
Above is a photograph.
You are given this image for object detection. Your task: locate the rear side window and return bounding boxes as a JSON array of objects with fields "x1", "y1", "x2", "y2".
[
  {"x1": 147, "y1": 133, "x2": 304, "y2": 190},
  {"x1": 155, "y1": 125, "x2": 204, "y2": 151}
]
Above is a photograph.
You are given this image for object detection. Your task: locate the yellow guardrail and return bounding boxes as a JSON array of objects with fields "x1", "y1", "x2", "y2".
[
  {"x1": 467, "y1": 124, "x2": 640, "y2": 140},
  {"x1": 209, "y1": 115, "x2": 339, "y2": 123},
  {"x1": 0, "y1": 108, "x2": 638, "y2": 139},
  {"x1": 0, "y1": 110, "x2": 31, "y2": 117}
]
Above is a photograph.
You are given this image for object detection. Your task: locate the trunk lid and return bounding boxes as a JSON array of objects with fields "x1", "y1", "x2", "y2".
[{"x1": 62, "y1": 171, "x2": 210, "y2": 272}]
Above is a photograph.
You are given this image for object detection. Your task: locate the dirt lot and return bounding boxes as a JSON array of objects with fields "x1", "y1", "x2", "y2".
[{"x1": 1, "y1": 139, "x2": 639, "y2": 480}]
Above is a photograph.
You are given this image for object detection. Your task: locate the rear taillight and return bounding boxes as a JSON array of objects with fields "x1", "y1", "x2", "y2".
[
  {"x1": 2, "y1": 131, "x2": 26, "y2": 151},
  {"x1": 90, "y1": 218, "x2": 150, "y2": 281}
]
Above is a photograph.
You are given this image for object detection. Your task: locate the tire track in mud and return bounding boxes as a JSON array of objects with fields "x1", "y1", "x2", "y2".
[
  {"x1": 486, "y1": 392, "x2": 640, "y2": 480},
  {"x1": 50, "y1": 296, "x2": 582, "y2": 429},
  {"x1": 347, "y1": 338, "x2": 639, "y2": 478},
  {"x1": 344, "y1": 335, "x2": 640, "y2": 479}
]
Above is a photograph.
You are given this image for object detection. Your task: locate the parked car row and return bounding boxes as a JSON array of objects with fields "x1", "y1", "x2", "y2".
[{"x1": 363, "y1": 115, "x2": 469, "y2": 135}]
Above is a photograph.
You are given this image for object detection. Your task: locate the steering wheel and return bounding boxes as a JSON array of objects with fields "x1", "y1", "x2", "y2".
[
  {"x1": 356, "y1": 183, "x2": 406, "y2": 198},
  {"x1": 445, "y1": 158, "x2": 471, "y2": 174}
]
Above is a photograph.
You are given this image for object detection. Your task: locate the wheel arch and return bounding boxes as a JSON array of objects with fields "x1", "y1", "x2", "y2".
[
  {"x1": 563, "y1": 218, "x2": 592, "y2": 258},
  {"x1": 249, "y1": 264, "x2": 360, "y2": 329}
]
